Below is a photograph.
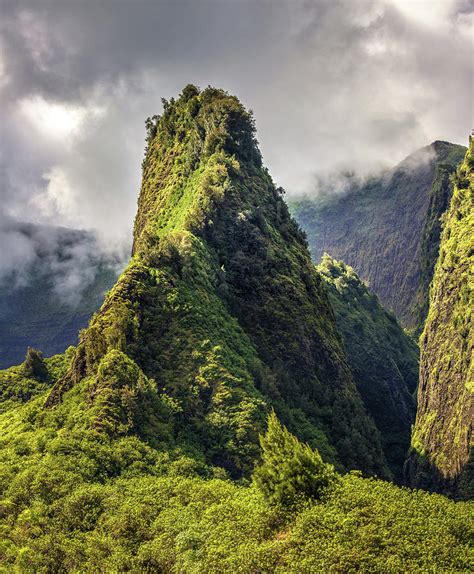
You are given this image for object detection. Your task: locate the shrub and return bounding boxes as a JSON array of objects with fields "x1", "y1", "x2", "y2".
[
  {"x1": 253, "y1": 411, "x2": 338, "y2": 507},
  {"x1": 23, "y1": 347, "x2": 48, "y2": 381}
]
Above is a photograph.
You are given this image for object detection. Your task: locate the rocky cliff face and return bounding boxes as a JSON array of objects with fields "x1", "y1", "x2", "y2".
[
  {"x1": 408, "y1": 138, "x2": 473, "y2": 498},
  {"x1": 290, "y1": 142, "x2": 466, "y2": 332},
  {"x1": 44, "y1": 86, "x2": 388, "y2": 478},
  {"x1": 317, "y1": 255, "x2": 418, "y2": 481}
]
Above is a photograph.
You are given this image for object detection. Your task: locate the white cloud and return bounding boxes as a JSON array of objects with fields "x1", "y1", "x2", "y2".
[
  {"x1": 0, "y1": 0, "x2": 472, "y2": 244},
  {"x1": 35, "y1": 166, "x2": 77, "y2": 220},
  {"x1": 0, "y1": 224, "x2": 37, "y2": 284},
  {"x1": 18, "y1": 95, "x2": 103, "y2": 142},
  {"x1": 385, "y1": 0, "x2": 469, "y2": 29},
  {"x1": 0, "y1": 214, "x2": 125, "y2": 305}
]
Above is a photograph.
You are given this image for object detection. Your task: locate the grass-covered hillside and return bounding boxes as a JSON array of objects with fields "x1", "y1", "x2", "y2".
[
  {"x1": 290, "y1": 141, "x2": 466, "y2": 333},
  {"x1": 408, "y1": 137, "x2": 473, "y2": 499},
  {"x1": 0, "y1": 222, "x2": 118, "y2": 369},
  {"x1": 317, "y1": 255, "x2": 418, "y2": 481}
]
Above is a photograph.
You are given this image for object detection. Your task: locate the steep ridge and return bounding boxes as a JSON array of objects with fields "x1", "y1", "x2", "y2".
[
  {"x1": 43, "y1": 86, "x2": 388, "y2": 477},
  {"x1": 408, "y1": 137, "x2": 473, "y2": 498},
  {"x1": 317, "y1": 255, "x2": 418, "y2": 481},
  {"x1": 0, "y1": 221, "x2": 118, "y2": 368},
  {"x1": 290, "y1": 142, "x2": 466, "y2": 332}
]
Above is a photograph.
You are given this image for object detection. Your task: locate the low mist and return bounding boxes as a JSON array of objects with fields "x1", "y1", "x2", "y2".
[{"x1": 0, "y1": 215, "x2": 128, "y2": 307}]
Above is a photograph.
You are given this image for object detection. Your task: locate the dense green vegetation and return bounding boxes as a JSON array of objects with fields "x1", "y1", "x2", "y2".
[
  {"x1": 410, "y1": 160, "x2": 465, "y2": 336},
  {"x1": 0, "y1": 87, "x2": 471, "y2": 571},
  {"x1": 290, "y1": 141, "x2": 466, "y2": 331},
  {"x1": 253, "y1": 411, "x2": 338, "y2": 507},
  {"x1": 0, "y1": 224, "x2": 118, "y2": 369},
  {"x1": 317, "y1": 255, "x2": 418, "y2": 480},
  {"x1": 0, "y1": 365, "x2": 472, "y2": 572},
  {"x1": 409, "y1": 137, "x2": 473, "y2": 499},
  {"x1": 44, "y1": 84, "x2": 387, "y2": 477}
]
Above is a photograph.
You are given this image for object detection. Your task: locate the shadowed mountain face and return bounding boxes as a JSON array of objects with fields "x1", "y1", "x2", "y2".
[
  {"x1": 317, "y1": 255, "x2": 418, "y2": 482},
  {"x1": 44, "y1": 85, "x2": 388, "y2": 478},
  {"x1": 290, "y1": 141, "x2": 466, "y2": 333},
  {"x1": 0, "y1": 221, "x2": 119, "y2": 369},
  {"x1": 408, "y1": 137, "x2": 473, "y2": 499}
]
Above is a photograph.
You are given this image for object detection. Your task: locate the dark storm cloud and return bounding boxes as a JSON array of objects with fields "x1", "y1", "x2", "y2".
[
  {"x1": 0, "y1": 0, "x2": 277, "y2": 103},
  {"x1": 0, "y1": 0, "x2": 472, "y2": 259}
]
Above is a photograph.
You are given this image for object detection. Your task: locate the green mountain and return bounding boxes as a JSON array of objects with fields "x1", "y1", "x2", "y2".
[
  {"x1": 408, "y1": 137, "x2": 473, "y2": 499},
  {"x1": 0, "y1": 222, "x2": 118, "y2": 369},
  {"x1": 44, "y1": 84, "x2": 387, "y2": 477},
  {"x1": 0, "y1": 87, "x2": 471, "y2": 572},
  {"x1": 290, "y1": 142, "x2": 466, "y2": 333},
  {"x1": 317, "y1": 255, "x2": 418, "y2": 481}
]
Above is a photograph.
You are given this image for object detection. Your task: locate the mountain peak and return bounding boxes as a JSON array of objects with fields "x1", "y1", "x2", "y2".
[
  {"x1": 430, "y1": 139, "x2": 467, "y2": 163},
  {"x1": 133, "y1": 86, "x2": 261, "y2": 256},
  {"x1": 291, "y1": 140, "x2": 466, "y2": 331},
  {"x1": 44, "y1": 85, "x2": 389, "y2": 478}
]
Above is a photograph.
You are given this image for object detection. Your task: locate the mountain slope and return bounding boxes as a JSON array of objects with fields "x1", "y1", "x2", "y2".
[
  {"x1": 317, "y1": 255, "x2": 418, "y2": 481},
  {"x1": 408, "y1": 137, "x2": 473, "y2": 498},
  {"x1": 44, "y1": 85, "x2": 387, "y2": 477},
  {"x1": 290, "y1": 141, "x2": 466, "y2": 332},
  {"x1": 0, "y1": 221, "x2": 118, "y2": 368}
]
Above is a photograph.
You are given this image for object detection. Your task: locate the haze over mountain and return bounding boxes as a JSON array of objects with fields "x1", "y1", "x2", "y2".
[
  {"x1": 0, "y1": 139, "x2": 463, "y2": 370},
  {"x1": 0, "y1": 218, "x2": 122, "y2": 368},
  {"x1": 1, "y1": 1, "x2": 471, "y2": 266},
  {"x1": 290, "y1": 141, "x2": 466, "y2": 332}
]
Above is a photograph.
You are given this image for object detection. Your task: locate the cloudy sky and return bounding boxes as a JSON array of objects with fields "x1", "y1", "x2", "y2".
[{"x1": 1, "y1": 0, "x2": 472, "y2": 255}]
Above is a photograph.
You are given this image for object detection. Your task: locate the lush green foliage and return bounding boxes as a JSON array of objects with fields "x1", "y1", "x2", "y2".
[
  {"x1": 0, "y1": 376, "x2": 472, "y2": 572},
  {"x1": 290, "y1": 141, "x2": 466, "y2": 331},
  {"x1": 317, "y1": 255, "x2": 418, "y2": 480},
  {"x1": 23, "y1": 348, "x2": 49, "y2": 381},
  {"x1": 0, "y1": 349, "x2": 73, "y2": 413},
  {"x1": 409, "y1": 137, "x2": 473, "y2": 498},
  {"x1": 411, "y1": 160, "x2": 465, "y2": 337},
  {"x1": 253, "y1": 411, "x2": 338, "y2": 507}
]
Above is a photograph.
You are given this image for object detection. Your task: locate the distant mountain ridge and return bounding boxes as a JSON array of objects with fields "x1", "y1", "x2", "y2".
[
  {"x1": 0, "y1": 220, "x2": 119, "y2": 368},
  {"x1": 290, "y1": 141, "x2": 467, "y2": 332}
]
